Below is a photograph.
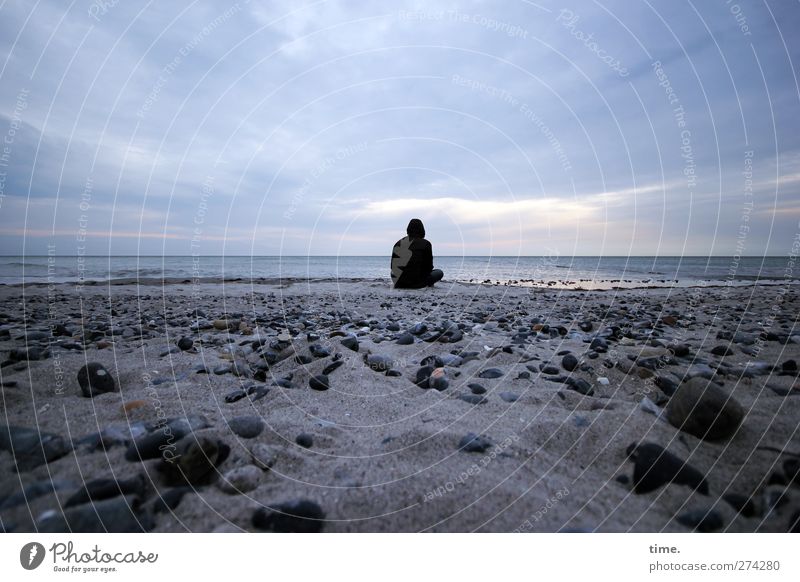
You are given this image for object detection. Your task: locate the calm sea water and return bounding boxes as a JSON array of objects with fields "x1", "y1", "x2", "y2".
[{"x1": 0, "y1": 255, "x2": 795, "y2": 289}]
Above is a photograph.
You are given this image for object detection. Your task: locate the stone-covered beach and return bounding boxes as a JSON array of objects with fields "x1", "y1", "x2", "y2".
[{"x1": 1, "y1": 280, "x2": 799, "y2": 532}]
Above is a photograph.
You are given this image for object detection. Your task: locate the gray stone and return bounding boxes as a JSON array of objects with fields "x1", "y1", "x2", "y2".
[
  {"x1": 666, "y1": 377, "x2": 745, "y2": 441},
  {"x1": 77, "y1": 363, "x2": 116, "y2": 397},
  {"x1": 218, "y1": 465, "x2": 261, "y2": 494},
  {"x1": 228, "y1": 416, "x2": 265, "y2": 439}
]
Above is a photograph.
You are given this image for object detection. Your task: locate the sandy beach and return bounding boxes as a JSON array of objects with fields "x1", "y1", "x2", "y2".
[{"x1": 1, "y1": 279, "x2": 799, "y2": 532}]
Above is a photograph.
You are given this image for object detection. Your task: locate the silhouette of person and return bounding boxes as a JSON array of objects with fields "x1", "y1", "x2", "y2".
[{"x1": 391, "y1": 218, "x2": 444, "y2": 289}]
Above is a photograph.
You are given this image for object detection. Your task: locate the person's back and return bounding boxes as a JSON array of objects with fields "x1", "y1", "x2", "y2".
[{"x1": 391, "y1": 219, "x2": 443, "y2": 289}]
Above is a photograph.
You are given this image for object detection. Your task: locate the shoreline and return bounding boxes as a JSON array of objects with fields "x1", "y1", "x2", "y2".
[{"x1": 3, "y1": 275, "x2": 800, "y2": 291}]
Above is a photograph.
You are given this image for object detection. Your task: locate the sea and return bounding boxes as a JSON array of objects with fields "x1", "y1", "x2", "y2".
[{"x1": 0, "y1": 255, "x2": 796, "y2": 290}]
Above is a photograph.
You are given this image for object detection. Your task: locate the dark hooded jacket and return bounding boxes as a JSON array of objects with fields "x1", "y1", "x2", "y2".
[{"x1": 391, "y1": 219, "x2": 434, "y2": 289}]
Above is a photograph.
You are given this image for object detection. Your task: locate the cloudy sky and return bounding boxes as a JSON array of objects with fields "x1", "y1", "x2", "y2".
[{"x1": 0, "y1": 0, "x2": 798, "y2": 257}]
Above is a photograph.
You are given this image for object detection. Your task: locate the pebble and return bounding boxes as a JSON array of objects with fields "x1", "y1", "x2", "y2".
[
  {"x1": 309, "y1": 374, "x2": 330, "y2": 391},
  {"x1": 396, "y1": 333, "x2": 414, "y2": 345},
  {"x1": 478, "y1": 368, "x2": 504, "y2": 379},
  {"x1": 366, "y1": 354, "x2": 395, "y2": 372},
  {"x1": 459, "y1": 432, "x2": 493, "y2": 453},
  {"x1": 565, "y1": 377, "x2": 594, "y2": 396},
  {"x1": 218, "y1": 465, "x2": 261, "y2": 494},
  {"x1": 157, "y1": 435, "x2": 230, "y2": 486},
  {"x1": 562, "y1": 354, "x2": 579, "y2": 371},
  {"x1": 415, "y1": 366, "x2": 434, "y2": 388},
  {"x1": 77, "y1": 362, "x2": 117, "y2": 398},
  {"x1": 296, "y1": 433, "x2": 313, "y2": 448},
  {"x1": 722, "y1": 493, "x2": 758, "y2": 518},
  {"x1": 0, "y1": 478, "x2": 74, "y2": 510},
  {"x1": 64, "y1": 474, "x2": 146, "y2": 508},
  {"x1": 0, "y1": 425, "x2": 71, "y2": 471},
  {"x1": 468, "y1": 383, "x2": 487, "y2": 394},
  {"x1": 675, "y1": 508, "x2": 724, "y2": 532},
  {"x1": 252, "y1": 499, "x2": 326, "y2": 532},
  {"x1": 153, "y1": 487, "x2": 193, "y2": 514},
  {"x1": 429, "y1": 367, "x2": 449, "y2": 391},
  {"x1": 626, "y1": 442, "x2": 708, "y2": 494},
  {"x1": 322, "y1": 360, "x2": 343, "y2": 375},
  {"x1": 666, "y1": 378, "x2": 744, "y2": 441},
  {"x1": 499, "y1": 391, "x2": 520, "y2": 402},
  {"x1": 177, "y1": 337, "x2": 194, "y2": 351},
  {"x1": 340, "y1": 335, "x2": 359, "y2": 352},
  {"x1": 38, "y1": 496, "x2": 152, "y2": 533},
  {"x1": 309, "y1": 344, "x2": 331, "y2": 358},
  {"x1": 710, "y1": 345, "x2": 733, "y2": 356},
  {"x1": 458, "y1": 394, "x2": 487, "y2": 405},
  {"x1": 228, "y1": 416, "x2": 265, "y2": 439}
]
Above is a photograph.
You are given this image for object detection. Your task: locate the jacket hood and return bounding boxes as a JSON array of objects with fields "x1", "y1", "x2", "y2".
[{"x1": 406, "y1": 218, "x2": 425, "y2": 238}]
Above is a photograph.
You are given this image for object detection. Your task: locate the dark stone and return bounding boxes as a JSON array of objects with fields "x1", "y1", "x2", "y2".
[
  {"x1": 156, "y1": 435, "x2": 230, "y2": 486},
  {"x1": 562, "y1": 354, "x2": 579, "y2": 372},
  {"x1": 459, "y1": 432, "x2": 493, "y2": 453},
  {"x1": 224, "y1": 389, "x2": 248, "y2": 403},
  {"x1": 228, "y1": 416, "x2": 265, "y2": 439},
  {"x1": 295, "y1": 433, "x2": 313, "y2": 448},
  {"x1": 415, "y1": 366, "x2": 434, "y2": 388},
  {"x1": 478, "y1": 368, "x2": 504, "y2": 379},
  {"x1": 252, "y1": 499, "x2": 325, "y2": 532},
  {"x1": 590, "y1": 337, "x2": 608, "y2": 352},
  {"x1": 366, "y1": 354, "x2": 395, "y2": 372},
  {"x1": 458, "y1": 394, "x2": 487, "y2": 405},
  {"x1": 666, "y1": 377, "x2": 745, "y2": 441},
  {"x1": 675, "y1": 508, "x2": 724, "y2": 532},
  {"x1": 468, "y1": 383, "x2": 486, "y2": 395},
  {"x1": 213, "y1": 365, "x2": 232, "y2": 375},
  {"x1": 565, "y1": 377, "x2": 594, "y2": 396},
  {"x1": 428, "y1": 368, "x2": 449, "y2": 391},
  {"x1": 655, "y1": 375, "x2": 679, "y2": 397},
  {"x1": 0, "y1": 478, "x2": 74, "y2": 510},
  {"x1": 784, "y1": 458, "x2": 800, "y2": 484},
  {"x1": 782, "y1": 359, "x2": 798, "y2": 373},
  {"x1": 396, "y1": 333, "x2": 414, "y2": 345},
  {"x1": 295, "y1": 354, "x2": 313, "y2": 365},
  {"x1": 340, "y1": 335, "x2": 359, "y2": 352},
  {"x1": 420, "y1": 355, "x2": 444, "y2": 368},
  {"x1": 627, "y1": 442, "x2": 709, "y2": 494},
  {"x1": 499, "y1": 391, "x2": 520, "y2": 402},
  {"x1": 177, "y1": 337, "x2": 194, "y2": 351},
  {"x1": 153, "y1": 487, "x2": 193, "y2": 514},
  {"x1": 541, "y1": 365, "x2": 560, "y2": 375},
  {"x1": 711, "y1": 345, "x2": 734, "y2": 357},
  {"x1": 309, "y1": 374, "x2": 330, "y2": 391},
  {"x1": 64, "y1": 475, "x2": 146, "y2": 508},
  {"x1": 322, "y1": 360, "x2": 344, "y2": 375},
  {"x1": 38, "y1": 496, "x2": 153, "y2": 532},
  {"x1": 309, "y1": 344, "x2": 331, "y2": 358},
  {"x1": 670, "y1": 344, "x2": 691, "y2": 358},
  {"x1": 409, "y1": 323, "x2": 427, "y2": 335},
  {"x1": 0, "y1": 425, "x2": 71, "y2": 471},
  {"x1": 722, "y1": 493, "x2": 758, "y2": 518},
  {"x1": 386, "y1": 369, "x2": 402, "y2": 377},
  {"x1": 77, "y1": 362, "x2": 117, "y2": 397}
]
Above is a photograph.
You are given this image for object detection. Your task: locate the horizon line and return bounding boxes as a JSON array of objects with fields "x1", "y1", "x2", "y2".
[{"x1": 0, "y1": 254, "x2": 789, "y2": 259}]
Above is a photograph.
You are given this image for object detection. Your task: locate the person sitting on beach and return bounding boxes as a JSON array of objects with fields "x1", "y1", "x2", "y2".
[{"x1": 391, "y1": 218, "x2": 444, "y2": 289}]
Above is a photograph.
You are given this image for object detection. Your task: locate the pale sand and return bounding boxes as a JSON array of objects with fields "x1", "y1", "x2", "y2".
[{"x1": 1, "y1": 280, "x2": 798, "y2": 532}]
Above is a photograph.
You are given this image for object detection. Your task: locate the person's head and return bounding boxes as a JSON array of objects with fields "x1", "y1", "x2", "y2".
[{"x1": 406, "y1": 218, "x2": 425, "y2": 239}]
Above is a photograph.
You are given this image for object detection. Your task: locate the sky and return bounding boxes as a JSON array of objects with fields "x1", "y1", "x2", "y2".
[{"x1": 0, "y1": 0, "x2": 798, "y2": 257}]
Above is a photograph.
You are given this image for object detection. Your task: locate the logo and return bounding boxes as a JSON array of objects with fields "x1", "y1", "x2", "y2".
[{"x1": 20, "y1": 542, "x2": 46, "y2": 570}]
